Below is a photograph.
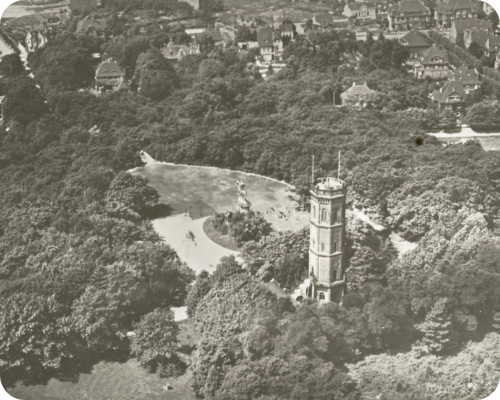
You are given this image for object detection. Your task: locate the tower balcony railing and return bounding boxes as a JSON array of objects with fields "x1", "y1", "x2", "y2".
[{"x1": 311, "y1": 177, "x2": 345, "y2": 196}]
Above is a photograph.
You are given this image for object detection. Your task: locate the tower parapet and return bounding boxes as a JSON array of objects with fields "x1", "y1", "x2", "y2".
[{"x1": 307, "y1": 176, "x2": 347, "y2": 303}]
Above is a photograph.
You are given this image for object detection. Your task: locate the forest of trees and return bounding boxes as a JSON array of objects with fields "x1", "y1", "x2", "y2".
[{"x1": 1, "y1": 10, "x2": 500, "y2": 399}]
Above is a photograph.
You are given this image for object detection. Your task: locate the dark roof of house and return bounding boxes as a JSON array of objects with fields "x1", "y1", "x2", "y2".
[
  {"x1": 449, "y1": 65, "x2": 481, "y2": 85},
  {"x1": 95, "y1": 59, "x2": 125, "y2": 79},
  {"x1": 257, "y1": 27, "x2": 280, "y2": 47},
  {"x1": 436, "y1": 0, "x2": 477, "y2": 14},
  {"x1": 390, "y1": 0, "x2": 430, "y2": 15},
  {"x1": 400, "y1": 30, "x2": 430, "y2": 48},
  {"x1": 282, "y1": 20, "x2": 295, "y2": 31},
  {"x1": 342, "y1": 82, "x2": 377, "y2": 97},
  {"x1": 452, "y1": 19, "x2": 492, "y2": 35},
  {"x1": 421, "y1": 44, "x2": 449, "y2": 63},
  {"x1": 432, "y1": 80, "x2": 465, "y2": 103}
]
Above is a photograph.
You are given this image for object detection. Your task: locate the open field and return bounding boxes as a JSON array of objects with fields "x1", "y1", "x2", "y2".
[{"x1": 131, "y1": 162, "x2": 309, "y2": 232}]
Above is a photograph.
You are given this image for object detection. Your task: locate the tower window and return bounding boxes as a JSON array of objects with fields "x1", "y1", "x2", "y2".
[
  {"x1": 332, "y1": 242, "x2": 337, "y2": 253},
  {"x1": 312, "y1": 205, "x2": 316, "y2": 220},
  {"x1": 333, "y1": 208, "x2": 338, "y2": 223},
  {"x1": 319, "y1": 292, "x2": 325, "y2": 300},
  {"x1": 321, "y1": 243, "x2": 325, "y2": 252},
  {"x1": 312, "y1": 239, "x2": 315, "y2": 247},
  {"x1": 321, "y1": 209, "x2": 326, "y2": 222}
]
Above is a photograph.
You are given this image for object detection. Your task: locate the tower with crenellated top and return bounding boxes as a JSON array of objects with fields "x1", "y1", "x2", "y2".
[{"x1": 307, "y1": 173, "x2": 347, "y2": 303}]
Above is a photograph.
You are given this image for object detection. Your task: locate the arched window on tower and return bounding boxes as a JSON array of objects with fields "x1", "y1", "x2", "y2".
[
  {"x1": 333, "y1": 208, "x2": 338, "y2": 223},
  {"x1": 319, "y1": 292, "x2": 325, "y2": 300},
  {"x1": 332, "y1": 242, "x2": 337, "y2": 253},
  {"x1": 321, "y1": 209, "x2": 326, "y2": 222},
  {"x1": 321, "y1": 243, "x2": 325, "y2": 252},
  {"x1": 312, "y1": 205, "x2": 316, "y2": 220}
]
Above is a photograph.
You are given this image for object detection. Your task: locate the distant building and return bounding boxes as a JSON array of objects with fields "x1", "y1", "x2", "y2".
[
  {"x1": 399, "y1": 30, "x2": 430, "y2": 60},
  {"x1": 76, "y1": 14, "x2": 106, "y2": 39},
  {"x1": 25, "y1": 29, "x2": 47, "y2": 52},
  {"x1": 257, "y1": 27, "x2": 283, "y2": 62},
  {"x1": 183, "y1": 0, "x2": 200, "y2": 10},
  {"x1": 432, "y1": 79, "x2": 465, "y2": 116},
  {"x1": 434, "y1": 0, "x2": 478, "y2": 28},
  {"x1": 161, "y1": 40, "x2": 200, "y2": 61},
  {"x1": 450, "y1": 19, "x2": 492, "y2": 44},
  {"x1": 341, "y1": 82, "x2": 377, "y2": 107},
  {"x1": 281, "y1": 20, "x2": 295, "y2": 38},
  {"x1": 414, "y1": 44, "x2": 450, "y2": 79},
  {"x1": 464, "y1": 27, "x2": 500, "y2": 57},
  {"x1": 344, "y1": 2, "x2": 376, "y2": 20},
  {"x1": 374, "y1": 0, "x2": 394, "y2": 28},
  {"x1": 95, "y1": 58, "x2": 127, "y2": 92},
  {"x1": 448, "y1": 65, "x2": 481, "y2": 93},
  {"x1": 388, "y1": 0, "x2": 431, "y2": 31}
]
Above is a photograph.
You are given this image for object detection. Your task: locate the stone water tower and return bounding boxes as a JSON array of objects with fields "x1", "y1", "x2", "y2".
[{"x1": 307, "y1": 176, "x2": 347, "y2": 303}]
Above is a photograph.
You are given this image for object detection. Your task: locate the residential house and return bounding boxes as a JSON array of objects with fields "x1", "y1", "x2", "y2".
[
  {"x1": 161, "y1": 40, "x2": 200, "y2": 61},
  {"x1": 340, "y1": 82, "x2": 378, "y2": 107},
  {"x1": 464, "y1": 27, "x2": 500, "y2": 57},
  {"x1": 399, "y1": 30, "x2": 430, "y2": 60},
  {"x1": 434, "y1": 0, "x2": 478, "y2": 28},
  {"x1": 448, "y1": 65, "x2": 481, "y2": 93},
  {"x1": 388, "y1": 0, "x2": 431, "y2": 31},
  {"x1": 25, "y1": 29, "x2": 47, "y2": 52},
  {"x1": 450, "y1": 19, "x2": 491, "y2": 45},
  {"x1": 414, "y1": 44, "x2": 450, "y2": 79},
  {"x1": 281, "y1": 20, "x2": 296, "y2": 38},
  {"x1": 344, "y1": 2, "x2": 376, "y2": 21},
  {"x1": 95, "y1": 58, "x2": 127, "y2": 92},
  {"x1": 76, "y1": 14, "x2": 106, "y2": 39},
  {"x1": 257, "y1": 27, "x2": 283, "y2": 62},
  {"x1": 432, "y1": 79, "x2": 465, "y2": 116},
  {"x1": 374, "y1": 0, "x2": 394, "y2": 28}
]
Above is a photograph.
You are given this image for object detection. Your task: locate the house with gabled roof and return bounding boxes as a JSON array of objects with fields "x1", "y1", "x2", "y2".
[
  {"x1": 432, "y1": 79, "x2": 465, "y2": 116},
  {"x1": 448, "y1": 65, "x2": 480, "y2": 93},
  {"x1": 341, "y1": 82, "x2": 378, "y2": 108},
  {"x1": 257, "y1": 27, "x2": 283, "y2": 62},
  {"x1": 344, "y1": 2, "x2": 376, "y2": 20},
  {"x1": 399, "y1": 30, "x2": 430, "y2": 60},
  {"x1": 161, "y1": 40, "x2": 200, "y2": 61},
  {"x1": 76, "y1": 14, "x2": 106, "y2": 39},
  {"x1": 450, "y1": 19, "x2": 492, "y2": 45},
  {"x1": 388, "y1": 0, "x2": 431, "y2": 31},
  {"x1": 434, "y1": 0, "x2": 478, "y2": 29},
  {"x1": 414, "y1": 44, "x2": 450, "y2": 79},
  {"x1": 95, "y1": 58, "x2": 127, "y2": 92}
]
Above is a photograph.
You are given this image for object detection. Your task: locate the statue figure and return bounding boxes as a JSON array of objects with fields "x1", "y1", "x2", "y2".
[
  {"x1": 235, "y1": 180, "x2": 248, "y2": 200},
  {"x1": 235, "y1": 180, "x2": 251, "y2": 212}
]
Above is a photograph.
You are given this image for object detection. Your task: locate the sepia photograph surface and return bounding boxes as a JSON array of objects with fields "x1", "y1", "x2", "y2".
[{"x1": 0, "y1": 0, "x2": 500, "y2": 398}]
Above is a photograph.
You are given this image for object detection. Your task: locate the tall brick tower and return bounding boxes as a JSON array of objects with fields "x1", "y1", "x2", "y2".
[{"x1": 307, "y1": 175, "x2": 347, "y2": 303}]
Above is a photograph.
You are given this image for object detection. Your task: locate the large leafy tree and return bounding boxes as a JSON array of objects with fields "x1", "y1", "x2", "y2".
[
  {"x1": 131, "y1": 308, "x2": 184, "y2": 377},
  {"x1": 105, "y1": 172, "x2": 160, "y2": 221}
]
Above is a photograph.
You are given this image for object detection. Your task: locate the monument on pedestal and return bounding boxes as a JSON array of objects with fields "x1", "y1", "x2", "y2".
[{"x1": 235, "y1": 180, "x2": 251, "y2": 213}]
